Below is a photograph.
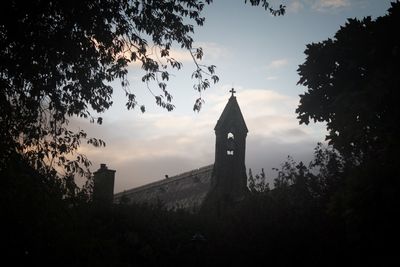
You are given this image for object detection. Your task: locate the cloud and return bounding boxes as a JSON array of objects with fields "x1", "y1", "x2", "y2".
[
  {"x1": 266, "y1": 76, "x2": 278, "y2": 81},
  {"x1": 246, "y1": 136, "x2": 318, "y2": 185},
  {"x1": 312, "y1": 0, "x2": 350, "y2": 11},
  {"x1": 288, "y1": 0, "x2": 305, "y2": 13},
  {"x1": 266, "y1": 58, "x2": 289, "y2": 70},
  {"x1": 125, "y1": 42, "x2": 229, "y2": 83},
  {"x1": 126, "y1": 47, "x2": 194, "y2": 68},
  {"x1": 126, "y1": 42, "x2": 229, "y2": 66},
  {"x1": 165, "y1": 48, "x2": 194, "y2": 62},
  {"x1": 285, "y1": 0, "x2": 351, "y2": 13},
  {"x1": 193, "y1": 42, "x2": 231, "y2": 62}
]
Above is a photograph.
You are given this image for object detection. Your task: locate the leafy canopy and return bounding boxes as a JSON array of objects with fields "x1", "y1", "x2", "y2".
[
  {"x1": 296, "y1": 1, "x2": 400, "y2": 160},
  {"x1": 0, "y1": 0, "x2": 284, "y2": 177}
]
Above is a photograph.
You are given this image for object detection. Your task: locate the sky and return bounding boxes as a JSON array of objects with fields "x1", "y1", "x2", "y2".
[{"x1": 74, "y1": 0, "x2": 394, "y2": 193}]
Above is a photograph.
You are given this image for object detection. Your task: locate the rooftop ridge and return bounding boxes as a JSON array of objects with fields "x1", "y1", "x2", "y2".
[{"x1": 114, "y1": 164, "x2": 213, "y2": 197}]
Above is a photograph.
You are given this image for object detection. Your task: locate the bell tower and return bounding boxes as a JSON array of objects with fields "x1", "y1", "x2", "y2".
[{"x1": 203, "y1": 89, "x2": 248, "y2": 213}]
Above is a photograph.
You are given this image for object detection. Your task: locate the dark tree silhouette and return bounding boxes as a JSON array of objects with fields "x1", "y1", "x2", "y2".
[
  {"x1": 0, "y1": 0, "x2": 284, "y2": 178},
  {"x1": 297, "y1": 2, "x2": 400, "y2": 264},
  {"x1": 0, "y1": 0, "x2": 215, "y2": 177},
  {"x1": 296, "y1": 1, "x2": 400, "y2": 161}
]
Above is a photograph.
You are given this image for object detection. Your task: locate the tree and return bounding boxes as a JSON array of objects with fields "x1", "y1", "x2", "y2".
[
  {"x1": 296, "y1": 3, "x2": 400, "y2": 262},
  {"x1": 0, "y1": 0, "x2": 284, "y2": 178},
  {"x1": 248, "y1": 168, "x2": 269, "y2": 193},
  {"x1": 296, "y1": 1, "x2": 400, "y2": 161}
]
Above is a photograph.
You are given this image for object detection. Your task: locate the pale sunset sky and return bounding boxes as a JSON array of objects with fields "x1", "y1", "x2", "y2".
[{"x1": 74, "y1": 0, "x2": 394, "y2": 193}]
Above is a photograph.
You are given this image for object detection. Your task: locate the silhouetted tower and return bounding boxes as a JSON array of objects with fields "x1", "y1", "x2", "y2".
[
  {"x1": 203, "y1": 89, "x2": 248, "y2": 213},
  {"x1": 93, "y1": 163, "x2": 116, "y2": 206}
]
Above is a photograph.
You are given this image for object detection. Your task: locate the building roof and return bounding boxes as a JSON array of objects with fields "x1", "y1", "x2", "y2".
[{"x1": 114, "y1": 165, "x2": 213, "y2": 212}]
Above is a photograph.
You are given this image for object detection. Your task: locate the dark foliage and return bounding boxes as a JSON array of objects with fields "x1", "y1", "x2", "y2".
[
  {"x1": 0, "y1": 0, "x2": 221, "y2": 180},
  {"x1": 297, "y1": 1, "x2": 400, "y2": 162},
  {"x1": 0, "y1": 0, "x2": 285, "y2": 180},
  {"x1": 2, "y1": 141, "x2": 397, "y2": 266},
  {"x1": 296, "y1": 2, "x2": 400, "y2": 265}
]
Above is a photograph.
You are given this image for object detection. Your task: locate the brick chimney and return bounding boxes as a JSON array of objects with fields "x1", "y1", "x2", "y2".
[{"x1": 93, "y1": 163, "x2": 116, "y2": 205}]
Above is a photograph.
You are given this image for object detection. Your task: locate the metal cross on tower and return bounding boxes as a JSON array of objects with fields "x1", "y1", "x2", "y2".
[{"x1": 230, "y1": 88, "x2": 236, "y2": 97}]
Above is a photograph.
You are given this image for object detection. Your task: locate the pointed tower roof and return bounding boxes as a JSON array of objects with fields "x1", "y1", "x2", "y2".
[{"x1": 214, "y1": 89, "x2": 248, "y2": 133}]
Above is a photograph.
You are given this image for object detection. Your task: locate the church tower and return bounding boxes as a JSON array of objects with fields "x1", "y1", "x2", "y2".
[{"x1": 202, "y1": 89, "x2": 248, "y2": 213}]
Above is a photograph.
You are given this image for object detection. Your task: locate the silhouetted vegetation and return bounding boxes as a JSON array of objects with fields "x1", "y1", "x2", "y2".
[
  {"x1": 0, "y1": 0, "x2": 284, "y2": 183},
  {"x1": 296, "y1": 1, "x2": 400, "y2": 264},
  {"x1": 3, "y1": 141, "x2": 396, "y2": 266},
  {"x1": 0, "y1": 0, "x2": 220, "y2": 180},
  {"x1": 2, "y1": 1, "x2": 399, "y2": 266}
]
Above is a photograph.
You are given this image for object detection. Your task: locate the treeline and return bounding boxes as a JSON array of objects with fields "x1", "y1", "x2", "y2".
[{"x1": 2, "y1": 142, "x2": 398, "y2": 266}]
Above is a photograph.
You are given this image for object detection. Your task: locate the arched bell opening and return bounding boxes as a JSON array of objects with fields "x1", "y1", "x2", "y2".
[{"x1": 226, "y1": 132, "x2": 235, "y2": 156}]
